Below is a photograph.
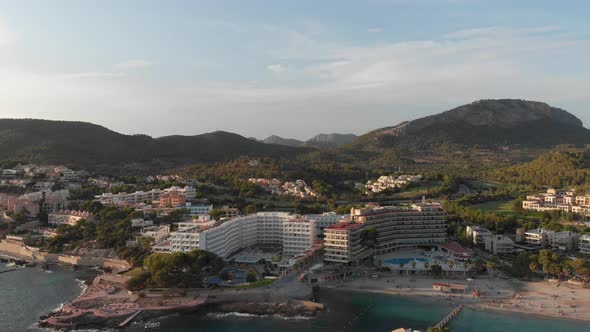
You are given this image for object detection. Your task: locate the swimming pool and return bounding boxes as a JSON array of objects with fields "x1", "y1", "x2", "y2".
[{"x1": 383, "y1": 257, "x2": 429, "y2": 265}]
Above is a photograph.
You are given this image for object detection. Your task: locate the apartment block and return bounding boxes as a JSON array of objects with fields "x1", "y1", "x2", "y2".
[
  {"x1": 579, "y1": 234, "x2": 590, "y2": 255},
  {"x1": 484, "y1": 235, "x2": 515, "y2": 255},
  {"x1": 466, "y1": 225, "x2": 493, "y2": 245}
]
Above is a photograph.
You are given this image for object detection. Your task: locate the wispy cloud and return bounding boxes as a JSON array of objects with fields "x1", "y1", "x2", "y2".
[
  {"x1": 367, "y1": 27, "x2": 384, "y2": 33},
  {"x1": 58, "y1": 72, "x2": 126, "y2": 79},
  {"x1": 267, "y1": 63, "x2": 287, "y2": 74},
  {"x1": 115, "y1": 59, "x2": 153, "y2": 69}
]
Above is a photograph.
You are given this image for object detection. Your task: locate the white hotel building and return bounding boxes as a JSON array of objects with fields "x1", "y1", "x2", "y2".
[
  {"x1": 164, "y1": 212, "x2": 326, "y2": 260},
  {"x1": 95, "y1": 186, "x2": 195, "y2": 205}
]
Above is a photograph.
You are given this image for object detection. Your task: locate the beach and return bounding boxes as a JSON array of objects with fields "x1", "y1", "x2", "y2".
[{"x1": 322, "y1": 272, "x2": 590, "y2": 322}]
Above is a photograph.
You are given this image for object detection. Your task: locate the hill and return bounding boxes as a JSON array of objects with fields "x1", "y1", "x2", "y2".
[
  {"x1": 0, "y1": 119, "x2": 309, "y2": 172},
  {"x1": 260, "y1": 133, "x2": 358, "y2": 148},
  {"x1": 261, "y1": 135, "x2": 305, "y2": 147},
  {"x1": 354, "y1": 99, "x2": 590, "y2": 150},
  {"x1": 306, "y1": 133, "x2": 358, "y2": 148},
  {"x1": 488, "y1": 149, "x2": 590, "y2": 189}
]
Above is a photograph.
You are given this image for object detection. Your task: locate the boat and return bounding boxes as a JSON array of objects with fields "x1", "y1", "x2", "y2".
[{"x1": 144, "y1": 321, "x2": 161, "y2": 330}]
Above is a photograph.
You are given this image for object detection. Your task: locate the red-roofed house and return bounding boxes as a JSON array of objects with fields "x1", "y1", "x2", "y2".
[{"x1": 437, "y1": 242, "x2": 474, "y2": 261}]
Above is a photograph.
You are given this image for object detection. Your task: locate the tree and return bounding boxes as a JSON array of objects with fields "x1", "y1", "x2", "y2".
[
  {"x1": 447, "y1": 261, "x2": 455, "y2": 276},
  {"x1": 360, "y1": 227, "x2": 378, "y2": 249},
  {"x1": 411, "y1": 260, "x2": 417, "y2": 272},
  {"x1": 142, "y1": 250, "x2": 224, "y2": 289},
  {"x1": 424, "y1": 261, "x2": 430, "y2": 275},
  {"x1": 399, "y1": 262, "x2": 406, "y2": 275},
  {"x1": 431, "y1": 264, "x2": 442, "y2": 277},
  {"x1": 512, "y1": 252, "x2": 531, "y2": 278},
  {"x1": 246, "y1": 271, "x2": 258, "y2": 283},
  {"x1": 125, "y1": 271, "x2": 151, "y2": 291},
  {"x1": 209, "y1": 209, "x2": 225, "y2": 221},
  {"x1": 463, "y1": 261, "x2": 469, "y2": 276},
  {"x1": 529, "y1": 262, "x2": 538, "y2": 281},
  {"x1": 14, "y1": 207, "x2": 28, "y2": 223}
]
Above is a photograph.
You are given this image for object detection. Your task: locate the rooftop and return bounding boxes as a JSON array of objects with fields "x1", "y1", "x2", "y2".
[
  {"x1": 438, "y1": 242, "x2": 474, "y2": 256},
  {"x1": 326, "y1": 222, "x2": 363, "y2": 230}
]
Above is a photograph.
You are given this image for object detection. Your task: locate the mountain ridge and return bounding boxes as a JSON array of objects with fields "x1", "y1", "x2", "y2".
[
  {"x1": 0, "y1": 118, "x2": 310, "y2": 172},
  {"x1": 353, "y1": 99, "x2": 589, "y2": 149},
  {"x1": 259, "y1": 133, "x2": 358, "y2": 148}
]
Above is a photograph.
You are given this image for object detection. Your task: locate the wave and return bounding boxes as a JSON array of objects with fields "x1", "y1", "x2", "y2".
[
  {"x1": 75, "y1": 278, "x2": 88, "y2": 293},
  {"x1": 51, "y1": 302, "x2": 65, "y2": 313},
  {"x1": 207, "y1": 312, "x2": 311, "y2": 320}
]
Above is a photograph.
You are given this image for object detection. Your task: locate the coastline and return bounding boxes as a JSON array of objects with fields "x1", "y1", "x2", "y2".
[
  {"x1": 38, "y1": 271, "x2": 319, "y2": 331},
  {"x1": 322, "y1": 275, "x2": 590, "y2": 323}
]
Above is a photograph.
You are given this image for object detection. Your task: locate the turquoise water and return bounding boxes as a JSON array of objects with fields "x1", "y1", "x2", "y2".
[
  {"x1": 0, "y1": 266, "x2": 587, "y2": 332},
  {"x1": 384, "y1": 257, "x2": 429, "y2": 265},
  {"x1": 124, "y1": 290, "x2": 589, "y2": 332}
]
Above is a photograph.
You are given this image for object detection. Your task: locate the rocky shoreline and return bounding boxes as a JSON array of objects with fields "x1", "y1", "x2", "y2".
[{"x1": 213, "y1": 301, "x2": 323, "y2": 318}]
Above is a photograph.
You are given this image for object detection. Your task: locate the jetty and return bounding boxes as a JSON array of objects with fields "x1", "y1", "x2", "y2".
[
  {"x1": 118, "y1": 310, "x2": 142, "y2": 328},
  {"x1": 0, "y1": 268, "x2": 20, "y2": 274},
  {"x1": 433, "y1": 304, "x2": 463, "y2": 329}
]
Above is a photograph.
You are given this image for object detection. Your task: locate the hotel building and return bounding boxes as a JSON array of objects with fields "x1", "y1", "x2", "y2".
[
  {"x1": 48, "y1": 210, "x2": 94, "y2": 226},
  {"x1": 348, "y1": 202, "x2": 447, "y2": 255},
  {"x1": 164, "y1": 212, "x2": 328, "y2": 260},
  {"x1": 95, "y1": 186, "x2": 195, "y2": 206},
  {"x1": 323, "y1": 222, "x2": 369, "y2": 264}
]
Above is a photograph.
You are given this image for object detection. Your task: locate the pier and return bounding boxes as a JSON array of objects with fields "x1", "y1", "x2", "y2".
[
  {"x1": 0, "y1": 268, "x2": 20, "y2": 274},
  {"x1": 118, "y1": 310, "x2": 142, "y2": 328},
  {"x1": 433, "y1": 305, "x2": 463, "y2": 329}
]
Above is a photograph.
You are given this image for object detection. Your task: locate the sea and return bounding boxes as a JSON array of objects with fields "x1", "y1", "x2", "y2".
[{"x1": 1, "y1": 264, "x2": 588, "y2": 332}]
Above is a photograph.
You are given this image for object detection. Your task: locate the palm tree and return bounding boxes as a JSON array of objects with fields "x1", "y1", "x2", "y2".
[
  {"x1": 463, "y1": 261, "x2": 469, "y2": 277},
  {"x1": 529, "y1": 262, "x2": 538, "y2": 281},
  {"x1": 411, "y1": 260, "x2": 417, "y2": 274},
  {"x1": 424, "y1": 261, "x2": 430, "y2": 276},
  {"x1": 399, "y1": 262, "x2": 406, "y2": 275},
  {"x1": 447, "y1": 261, "x2": 455, "y2": 277}
]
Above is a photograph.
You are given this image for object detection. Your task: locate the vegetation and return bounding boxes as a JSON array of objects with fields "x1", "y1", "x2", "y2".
[
  {"x1": 126, "y1": 249, "x2": 224, "y2": 290},
  {"x1": 0, "y1": 119, "x2": 309, "y2": 172},
  {"x1": 360, "y1": 227, "x2": 378, "y2": 249},
  {"x1": 489, "y1": 150, "x2": 590, "y2": 190}
]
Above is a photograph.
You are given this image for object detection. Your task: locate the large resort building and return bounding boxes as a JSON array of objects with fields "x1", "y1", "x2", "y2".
[
  {"x1": 324, "y1": 202, "x2": 447, "y2": 263},
  {"x1": 160, "y1": 212, "x2": 329, "y2": 260},
  {"x1": 349, "y1": 202, "x2": 447, "y2": 255}
]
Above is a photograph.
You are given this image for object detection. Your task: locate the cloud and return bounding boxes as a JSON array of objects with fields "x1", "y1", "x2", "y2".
[
  {"x1": 1, "y1": 25, "x2": 589, "y2": 139},
  {"x1": 115, "y1": 59, "x2": 153, "y2": 69},
  {"x1": 267, "y1": 63, "x2": 287, "y2": 74},
  {"x1": 367, "y1": 27, "x2": 384, "y2": 33},
  {"x1": 0, "y1": 18, "x2": 16, "y2": 47},
  {"x1": 58, "y1": 72, "x2": 126, "y2": 79}
]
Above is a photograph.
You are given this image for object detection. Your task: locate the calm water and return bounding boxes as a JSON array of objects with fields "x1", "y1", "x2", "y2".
[
  {"x1": 0, "y1": 264, "x2": 84, "y2": 332},
  {"x1": 0, "y1": 265, "x2": 588, "y2": 332},
  {"x1": 124, "y1": 290, "x2": 589, "y2": 332}
]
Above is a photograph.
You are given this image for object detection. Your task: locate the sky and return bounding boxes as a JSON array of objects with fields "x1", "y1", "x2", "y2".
[{"x1": 0, "y1": 0, "x2": 589, "y2": 140}]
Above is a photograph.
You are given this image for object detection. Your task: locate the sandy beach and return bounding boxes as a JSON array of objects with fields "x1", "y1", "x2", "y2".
[{"x1": 322, "y1": 273, "x2": 590, "y2": 322}]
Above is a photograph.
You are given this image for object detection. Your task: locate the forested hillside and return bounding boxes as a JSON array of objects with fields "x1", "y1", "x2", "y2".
[{"x1": 488, "y1": 150, "x2": 590, "y2": 189}]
